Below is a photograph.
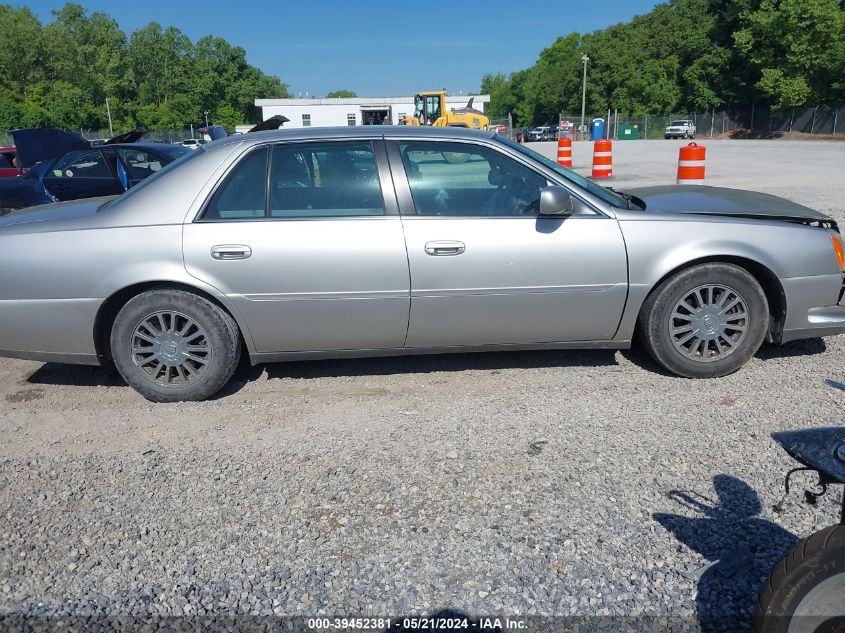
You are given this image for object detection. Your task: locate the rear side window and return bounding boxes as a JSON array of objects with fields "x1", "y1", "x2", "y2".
[
  {"x1": 202, "y1": 142, "x2": 385, "y2": 221},
  {"x1": 51, "y1": 149, "x2": 113, "y2": 179},
  {"x1": 269, "y1": 142, "x2": 384, "y2": 217},
  {"x1": 203, "y1": 148, "x2": 268, "y2": 220}
]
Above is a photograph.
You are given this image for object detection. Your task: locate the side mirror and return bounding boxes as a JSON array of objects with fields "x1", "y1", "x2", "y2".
[{"x1": 539, "y1": 185, "x2": 574, "y2": 216}]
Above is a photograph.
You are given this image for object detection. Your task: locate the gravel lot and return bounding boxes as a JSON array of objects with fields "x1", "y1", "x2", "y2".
[{"x1": 2, "y1": 139, "x2": 844, "y2": 631}]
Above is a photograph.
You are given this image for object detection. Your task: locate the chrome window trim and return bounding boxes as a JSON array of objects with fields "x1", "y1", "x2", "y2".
[{"x1": 192, "y1": 138, "x2": 397, "y2": 223}]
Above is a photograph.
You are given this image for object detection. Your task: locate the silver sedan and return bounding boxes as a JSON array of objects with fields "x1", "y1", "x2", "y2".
[{"x1": 1, "y1": 127, "x2": 843, "y2": 401}]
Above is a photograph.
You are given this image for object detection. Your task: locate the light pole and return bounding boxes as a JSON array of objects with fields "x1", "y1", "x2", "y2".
[
  {"x1": 105, "y1": 97, "x2": 114, "y2": 137},
  {"x1": 580, "y1": 54, "x2": 589, "y2": 137},
  {"x1": 204, "y1": 111, "x2": 209, "y2": 127}
]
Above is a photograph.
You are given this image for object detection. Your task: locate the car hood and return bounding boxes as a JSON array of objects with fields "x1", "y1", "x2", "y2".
[
  {"x1": 624, "y1": 185, "x2": 832, "y2": 223},
  {"x1": 10, "y1": 128, "x2": 90, "y2": 169},
  {"x1": 0, "y1": 196, "x2": 114, "y2": 227}
]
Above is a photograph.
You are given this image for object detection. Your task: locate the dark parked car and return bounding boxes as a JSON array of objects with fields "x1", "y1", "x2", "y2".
[{"x1": 0, "y1": 129, "x2": 190, "y2": 214}]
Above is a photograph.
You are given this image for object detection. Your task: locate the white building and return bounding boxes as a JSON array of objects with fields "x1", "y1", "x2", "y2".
[{"x1": 254, "y1": 95, "x2": 491, "y2": 128}]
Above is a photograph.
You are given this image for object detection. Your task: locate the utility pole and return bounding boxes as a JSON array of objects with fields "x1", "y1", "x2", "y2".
[
  {"x1": 580, "y1": 54, "x2": 589, "y2": 137},
  {"x1": 105, "y1": 97, "x2": 113, "y2": 136},
  {"x1": 204, "y1": 111, "x2": 209, "y2": 127}
]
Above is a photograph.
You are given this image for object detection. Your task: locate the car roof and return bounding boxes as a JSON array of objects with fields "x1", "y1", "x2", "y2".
[
  {"x1": 204, "y1": 125, "x2": 497, "y2": 151},
  {"x1": 102, "y1": 143, "x2": 184, "y2": 151}
]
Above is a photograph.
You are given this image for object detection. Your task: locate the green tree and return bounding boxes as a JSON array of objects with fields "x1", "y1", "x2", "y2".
[
  {"x1": 733, "y1": 0, "x2": 845, "y2": 108},
  {"x1": 0, "y1": 2, "x2": 292, "y2": 132},
  {"x1": 480, "y1": 0, "x2": 844, "y2": 126},
  {"x1": 325, "y1": 89, "x2": 357, "y2": 98}
]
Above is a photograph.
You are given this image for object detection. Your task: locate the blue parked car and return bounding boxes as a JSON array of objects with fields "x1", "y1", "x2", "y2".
[{"x1": 0, "y1": 128, "x2": 190, "y2": 214}]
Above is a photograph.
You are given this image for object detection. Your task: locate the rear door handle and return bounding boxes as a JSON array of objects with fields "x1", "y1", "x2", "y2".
[
  {"x1": 424, "y1": 240, "x2": 465, "y2": 256},
  {"x1": 211, "y1": 244, "x2": 252, "y2": 260}
]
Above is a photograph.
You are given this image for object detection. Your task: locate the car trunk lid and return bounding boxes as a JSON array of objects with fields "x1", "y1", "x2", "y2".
[
  {"x1": 9, "y1": 128, "x2": 91, "y2": 169},
  {"x1": 0, "y1": 196, "x2": 114, "y2": 227}
]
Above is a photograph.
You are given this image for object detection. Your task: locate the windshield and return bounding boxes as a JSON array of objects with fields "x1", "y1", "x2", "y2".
[
  {"x1": 98, "y1": 145, "x2": 204, "y2": 211},
  {"x1": 670, "y1": 120, "x2": 688, "y2": 126},
  {"x1": 497, "y1": 136, "x2": 629, "y2": 208}
]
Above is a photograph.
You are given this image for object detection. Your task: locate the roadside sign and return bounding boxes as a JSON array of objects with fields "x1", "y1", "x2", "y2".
[{"x1": 560, "y1": 120, "x2": 571, "y2": 130}]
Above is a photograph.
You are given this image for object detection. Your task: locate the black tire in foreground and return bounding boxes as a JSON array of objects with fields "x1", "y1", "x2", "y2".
[
  {"x1": 753, "y1": 524, "x2": 845, "y2": 633},
  {"x1": 638, "y1": 263, "x2": 769, "y2": 378},
  {"x1": 110, "y1": 289, "x2": 241, "y2": 402}
]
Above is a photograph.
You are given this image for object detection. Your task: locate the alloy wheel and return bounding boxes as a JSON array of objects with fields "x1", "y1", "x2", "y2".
[
  {"x1": 130, "y1": 311, "x2": 212, "y2": 387},
  {"x1": 669, "y1": 284, "x2": 749, "y2": 362}
]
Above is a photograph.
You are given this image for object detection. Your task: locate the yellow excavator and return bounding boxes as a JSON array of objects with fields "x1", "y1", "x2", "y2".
[{"x1": 402, "y1": 91, "x2": 489, "y2": 130}]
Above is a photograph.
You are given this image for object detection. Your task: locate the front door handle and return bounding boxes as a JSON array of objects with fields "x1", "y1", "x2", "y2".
[
  {"x1": 211, "y1": 244, "x2": 252, "y2": 260},
  {"x1": 424, "y1": 240, "x2": 465, "y2": 256}
]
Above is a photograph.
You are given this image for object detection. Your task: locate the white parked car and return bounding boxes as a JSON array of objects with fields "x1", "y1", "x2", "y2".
[
  {"x1": 180, "y1": 139, "x2": 208, "y2": 150},
  {"x1": 665, "y1": 120, "x2": 696, "y2": 139}
]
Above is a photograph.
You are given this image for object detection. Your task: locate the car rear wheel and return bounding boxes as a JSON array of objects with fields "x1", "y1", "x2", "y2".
[
  {"x1": 110, "y1": 289, "x2": 241, "y2": 402},
  {"x1": 638, "y1": 263, "x2": 768, "y2": 378}
]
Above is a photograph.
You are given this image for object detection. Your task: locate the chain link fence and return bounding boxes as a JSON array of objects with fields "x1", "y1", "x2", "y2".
[
  {"x1": 3, "y1": 106, "x2": 843, "y2": 147},
  {"x1": 555, "y1": 104, "x2": 845, "y2": 140}
]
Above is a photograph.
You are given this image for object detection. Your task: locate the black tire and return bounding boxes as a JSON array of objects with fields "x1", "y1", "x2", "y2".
[
  {"x1": 638, "y1": 263, "x2": 768, "y2": 378},
  {"x1": 110, "y1": 289, "x2": 241, "y2": 402},
  {"x1": 753, "y1": 525, "x2": 845, "y2": 633}
]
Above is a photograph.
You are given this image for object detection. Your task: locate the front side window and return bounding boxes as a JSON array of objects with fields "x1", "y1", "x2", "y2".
[
  {"x1": 399, "y1": 141, "x2": 546, "y2": 217},
  {"x1": 269, "y1": 142, "x2": 384, "y2": 217},
  {"x1": 424, "y1": 96, "x2": 441, "y2": 123},
  {"x1": 51, "y1": 149, "x2": 113, "y2": 179},
  {"x1": 302, "y1": 114, "x2": 311, "y2": 127},
  {"x1": 497, "y1": 136, "x2": 626, "y2": 208}
]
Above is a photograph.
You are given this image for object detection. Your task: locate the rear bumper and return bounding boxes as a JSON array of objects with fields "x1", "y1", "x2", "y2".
[{"x1": 0, "y1": 298, "x2": 101, "y2": 364}]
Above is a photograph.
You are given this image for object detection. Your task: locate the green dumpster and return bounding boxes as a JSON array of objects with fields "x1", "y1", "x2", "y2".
[{"x1": 618, "y1": 124, "x2": 639, "y2": 140}]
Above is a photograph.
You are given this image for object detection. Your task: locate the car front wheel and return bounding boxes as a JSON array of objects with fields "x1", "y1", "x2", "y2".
[
  {"x1": 638, "y1": 263, "x2": 769, "y2": 378},
  {"x1": 110, "y1": 289, "x2": 241, "y2": 402}
]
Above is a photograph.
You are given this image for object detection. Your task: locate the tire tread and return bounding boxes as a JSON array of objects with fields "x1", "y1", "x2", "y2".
[
  {"x1": 110, "y1": 289, "x2": 241, "y2": 402},
  {"x1": 753, "y1": 524, "x2": 845, "y2": 632}
]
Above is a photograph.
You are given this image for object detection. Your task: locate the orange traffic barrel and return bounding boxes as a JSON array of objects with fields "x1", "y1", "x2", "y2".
[
  {"x1": 556, "y1": 137, "x2": 572, "y2": 168},
  {"x1": 591, "y1": 139, "x2": 612, "y2": 178},
  {"x1": 676, "y1": 142, "x2": 705, "y2": 184}
]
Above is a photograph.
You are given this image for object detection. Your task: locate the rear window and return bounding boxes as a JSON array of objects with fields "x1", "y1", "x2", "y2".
[
  {"x1": 99, "y1": 146, "x2": 205, "y2": 211},
  {"x1": 0, "y1": 154, "x2": 12, "y2": 169}
]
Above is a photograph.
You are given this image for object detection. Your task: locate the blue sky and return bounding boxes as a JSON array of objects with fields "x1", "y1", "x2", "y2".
[{"x1": 21, "y1": 0, "x2": 660, "y2": 97}]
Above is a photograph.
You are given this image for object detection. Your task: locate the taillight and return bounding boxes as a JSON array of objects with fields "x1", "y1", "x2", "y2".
[{"x1": 833, "y1": 234, "x2": 845, "y2": 270}]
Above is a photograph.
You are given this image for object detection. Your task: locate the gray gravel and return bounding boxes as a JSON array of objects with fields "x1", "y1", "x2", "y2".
[{"x1": 1, "y1": 139, "x2": 844, "y2": 631}]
